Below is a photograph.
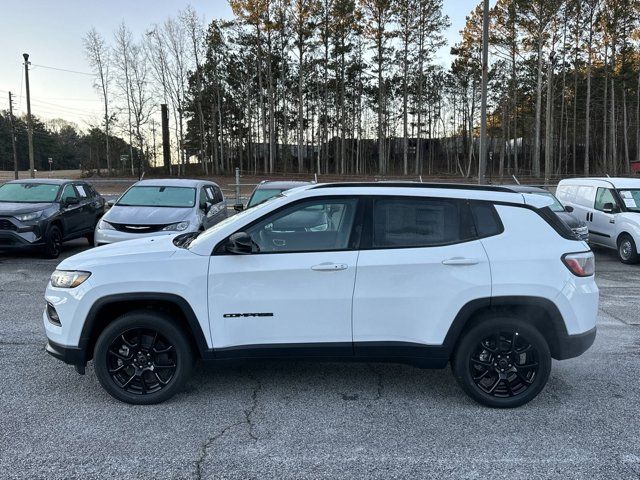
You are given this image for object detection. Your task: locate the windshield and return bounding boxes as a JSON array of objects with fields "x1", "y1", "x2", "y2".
[
  {"x1": 117, "y1": 186, "x2": 196, "y2": 208},
  {"x1": 618, "y1": 189, "x2": 640, "y2": 212},
  {"x1": 188, "y1": 194, "x2": 282, "y2": 250},
  {"x1": 0, "y1": 183, "x2": 60, "y2": 203},
  {"x1": 248, "y1": 188, "x2": 285, "y2": 207},
  {"x1": 532, "y1": 191, "x2": 564, "y2": 212}
]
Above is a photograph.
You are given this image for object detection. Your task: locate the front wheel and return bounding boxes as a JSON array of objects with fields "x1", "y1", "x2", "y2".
[
  {"x1": 43, "y1": 225, "x2": 62, "y2": 259},
  {"x1": 617, "y1": 234, "x2": 638, "y2": 264},
  {"x1": 94, "y1": 311, "x2": 194, "y2": 404},
  {"x1": 452, "y1": 317, "x2": 551, "y2": 408}
]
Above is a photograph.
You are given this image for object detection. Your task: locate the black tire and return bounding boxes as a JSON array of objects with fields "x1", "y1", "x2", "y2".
[
  {"x1": 43, "y1": 225, "x2": 62, "y2": 259},
  {"x1": 617, "y1": 234, "x2": 638, "y2": 264},
  {"x1": 94, "y1": 310, "x2": 194, "y2": 405},
  {"x1": 85, "y1": 231, "x2": 95, "y2": 246},
  {"x1": 451, "y1": 316, "x2": 551, "y2": 408}
]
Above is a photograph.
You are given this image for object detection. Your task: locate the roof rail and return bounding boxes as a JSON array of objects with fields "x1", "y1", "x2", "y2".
[{"x1": 311, "y1": 182, "x2": 516, "y2": 193}]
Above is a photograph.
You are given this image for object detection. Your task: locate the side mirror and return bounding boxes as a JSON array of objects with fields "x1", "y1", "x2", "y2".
[
  {"x1": 64, "y1": 197, "x2": 80, "y2": 206},
  {"x1": 602, "y1": 202, "x2": 615, "y2": 214},
  {"x1": 234, "y1": 203, "x2": 244, "y2": 213},
  {"x1": 225, "y1": 232, "x2": 253, "y2": 254},
  {"x1": 564, "y1": 205, "x2": 574, "y2": 213}
]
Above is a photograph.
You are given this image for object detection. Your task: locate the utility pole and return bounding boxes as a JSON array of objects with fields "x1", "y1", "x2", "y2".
[
  {"x1": 151, "y1": 119, "x2": 157, "y2": 168},
  {"x1": 161, "y1": 104, "x2": 171, "y2": 175},
  {"x1": 478, "y1": 0, "x2": 490, "y2": 184},
  {"x1": 9, "y1": 92, "x2": 19, "y2": 179},
  {"x1": 23, "y1": 53, "x2": 35, "y2": 178}
]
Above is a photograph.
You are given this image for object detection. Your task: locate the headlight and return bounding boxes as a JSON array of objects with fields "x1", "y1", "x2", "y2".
[
  {"x1": 50, "y1": 270, "x2": 91, "y2": 288},
  {"x1": 162, "y1": 221, "x2": 190, "y2": 231},
  {"x1": 98, "y1": 218, "x2": 115, "y2": 230},
  {"x1": 15, "y1": 211, "x2": 43, "y2": 222}
]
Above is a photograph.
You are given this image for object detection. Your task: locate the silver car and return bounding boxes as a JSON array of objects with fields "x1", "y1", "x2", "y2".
[{"x1": 94, "y1": 179, "x2": 227, "y2": 246}]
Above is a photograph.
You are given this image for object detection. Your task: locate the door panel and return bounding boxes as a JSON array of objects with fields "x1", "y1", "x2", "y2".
[
  {"x1": 352, "y1": 195, "x2": 491, "y2": 349},
  {"x1": 352, "y1": 241, "x2": 491, "y2": 347},
  {"x1": 208, "y1": 196, "x2": 361, "y2": 351},
  {"x1": 591, "y1": 187, "x2": 618, "y2": 247},
  {"x1": 209, "y1": 251, "x2": 358, "y2": 349}
]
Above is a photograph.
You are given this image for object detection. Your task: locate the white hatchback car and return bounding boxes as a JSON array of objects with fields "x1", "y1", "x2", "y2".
[
  {"x1": 95, "y1": 178, "x2": 227, "y2": 245},
  {"x1": 44, "y1": 183, "x2": 598, "y2": 408}
]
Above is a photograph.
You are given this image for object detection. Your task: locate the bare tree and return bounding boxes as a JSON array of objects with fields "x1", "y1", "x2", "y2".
[{"x1": 84, "y1": 27, "x2": 112, "y2": 175}]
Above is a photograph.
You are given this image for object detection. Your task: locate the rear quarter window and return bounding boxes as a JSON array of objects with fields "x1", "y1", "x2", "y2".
[{"x1": 470, "y1": 202, "x2": 504, "y2": 238}]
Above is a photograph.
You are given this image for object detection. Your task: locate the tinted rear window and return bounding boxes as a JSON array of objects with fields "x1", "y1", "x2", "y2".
[
  {"x1": 470, "y1": 202, "x2": 503, "y2": 238},
  {"x1": 373, "y1": 197, "x2": 473, "y2": 248}
]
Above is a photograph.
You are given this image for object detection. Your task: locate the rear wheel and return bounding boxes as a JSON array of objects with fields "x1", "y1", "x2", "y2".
[
  {"x1": 617, "y1": 234, "x2": 638, "y2": 264},
  {"x1": 94, "y1": 311, "x2": 194, "y2": 404},
  {"x1": 43, "y1": 225, "x2": 62, "y2": 259},
  {"x1": 452, "y1": 317, "x2": 551, "y2": 408}
]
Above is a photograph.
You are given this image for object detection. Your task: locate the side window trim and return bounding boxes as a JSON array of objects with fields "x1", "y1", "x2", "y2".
[{"x1": 213, "y1": 196, "x2": 364, "y2": 255}]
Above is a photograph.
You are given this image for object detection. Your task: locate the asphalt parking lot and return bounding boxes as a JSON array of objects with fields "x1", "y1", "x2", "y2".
[{"x1": 1, "y1": 242, "x2": 639, "y2": 479}]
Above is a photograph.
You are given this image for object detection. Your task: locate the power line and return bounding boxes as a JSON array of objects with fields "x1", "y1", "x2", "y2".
[{"x1": 31, "y1": 63, "x2": 93, "y2": 76}]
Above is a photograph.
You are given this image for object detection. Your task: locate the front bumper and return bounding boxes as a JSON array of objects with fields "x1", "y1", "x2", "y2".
[
  {"x1": 0, "y1": 228, "x2": 44, "y2": 249},
  {"x1": 553, "y1": 326, "x2": 597, "y2": 360},
  {"x1": 45, "y1": 339, "x2": 85, "y2": 365}
]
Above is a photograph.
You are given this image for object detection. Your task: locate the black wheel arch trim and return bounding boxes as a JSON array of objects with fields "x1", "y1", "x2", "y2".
[
  {"x1": 77, "y1": 292, "x2": 213, "y2": 365},
  {"x1": 53, "y1": 294, "x2": 585, "y2": 370}
]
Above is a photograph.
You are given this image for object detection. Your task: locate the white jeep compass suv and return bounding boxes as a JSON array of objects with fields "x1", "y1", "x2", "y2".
[{"x1": 44, "y1": 183, "x2": 598, "y2": 408}]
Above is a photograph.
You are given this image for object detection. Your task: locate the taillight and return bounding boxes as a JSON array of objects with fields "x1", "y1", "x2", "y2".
[{"x1": 562, "y1": 252, "x2": 595, "y2": 277}]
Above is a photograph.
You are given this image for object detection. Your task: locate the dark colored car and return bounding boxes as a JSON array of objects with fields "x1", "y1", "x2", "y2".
[
  {"x1": 244, "y1": 180, "x2": 312, "y2": 209},
  {"x1": 0, "y1": 179, "x2": 105, "y2": 258},
  {"x1": 507, "y1": 185, "x2": 589, "y2": 241}
]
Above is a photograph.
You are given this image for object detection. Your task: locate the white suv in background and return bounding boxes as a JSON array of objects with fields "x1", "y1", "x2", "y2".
[
  {"x1": 556, "y1": 177, "x2": 640, "y2": 263},
  {"x1": 44, "y1": 183, "x2": 598, "y2": 408}
]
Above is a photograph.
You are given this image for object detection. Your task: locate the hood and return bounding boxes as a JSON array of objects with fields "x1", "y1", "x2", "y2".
[
  {"x1": 555, "y1": 211, "x2": 584, "y2": 228},
  {"x1": 57, "y1": 235, "x2": 179, "y2": 270},
  {"x1": 104, "y1": 205, "x2": 192, "y2": 225},
  {"x1": 0, "y1": 202, "x2": 56, "y2": 216}
]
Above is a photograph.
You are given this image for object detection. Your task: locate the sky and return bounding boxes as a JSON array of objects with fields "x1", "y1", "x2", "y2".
[{"x1": 0, "y1": 0, "x2": 479, "y2": 127}]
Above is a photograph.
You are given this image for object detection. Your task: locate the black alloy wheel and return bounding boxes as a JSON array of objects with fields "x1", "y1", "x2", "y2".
[
  {"x1": 44, "y1": 225, "x2": 62, "y2": 259},
  {"x1": 469, "y1": 330, "x2": 539, "y2": 397},
  {"x1": 94, "y1": 311, "x2": 193, "y2": 404},
  {"x1": 452, "y1": 317, "x2": 551, "y2": 408},
  {"x1": 106, "y1": 328, "x2": 177, "y2": 395}
]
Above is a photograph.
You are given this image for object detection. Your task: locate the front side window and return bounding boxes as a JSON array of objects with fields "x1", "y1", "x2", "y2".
[
  {"x1": 60, "y1": 184, "x2": 78, "y2": 202},
  {"x1": 245, "y1": 198, "x2": 359, "y2": 253},
  {"x1": 594, "y1": 188, "x2": 617, "y2": 212},
  {"x1": 117, "y1": 186, "x2": 196, "y2": 208},
  {"x1": 0, "y1": 183, "x2": 60, "y2": 203},
  {"x1": 372, "y1": 197, "x2": 472, "y2": 248}
]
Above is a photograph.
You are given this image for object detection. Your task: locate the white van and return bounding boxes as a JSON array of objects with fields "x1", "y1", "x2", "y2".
[{"x1": 556, "y1": 177, "x2": 640, "y2": 263}]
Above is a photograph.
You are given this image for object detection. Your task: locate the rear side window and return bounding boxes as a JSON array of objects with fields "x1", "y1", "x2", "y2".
[
  {"x1": 470, "y1": 202, "x2": 503, "y2": 238},
  {"x1": 372, "y1": 197, "x2": 473, "y2": 248}
]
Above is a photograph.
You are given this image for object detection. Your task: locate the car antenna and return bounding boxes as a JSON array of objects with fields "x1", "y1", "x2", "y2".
[
  {"x1": 512, "y1": 175, "x2": 520, "y2": 185},
  {"x1": 606, "y1": 173, "x2": 611, "y2": 178}
]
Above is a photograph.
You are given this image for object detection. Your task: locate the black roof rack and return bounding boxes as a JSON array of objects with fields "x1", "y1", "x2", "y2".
[{"x1": 311, "y1": 182, "x2": 516, "y2": 193}]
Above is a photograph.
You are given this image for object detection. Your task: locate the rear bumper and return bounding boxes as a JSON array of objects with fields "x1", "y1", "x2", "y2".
[
  {"x1": 45, "y1": 340, "x2": 85, "y2": 366},
  {"x1": 553, "y1": 326, "x2": 597, "y2": 360}
]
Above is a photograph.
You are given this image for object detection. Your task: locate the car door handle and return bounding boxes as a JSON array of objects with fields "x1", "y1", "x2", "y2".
[
  {"x1": 442, "y1": 257, "x2": 479, "y2": 266},
  {"x1": 311, "y1": 263, "x2": 348, "y2": 272}
]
